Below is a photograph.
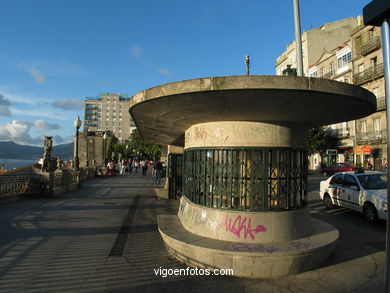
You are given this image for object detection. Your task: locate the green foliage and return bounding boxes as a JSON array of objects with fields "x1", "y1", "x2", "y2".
[
  {"x1": 106, "y1": 136, "x2": 118, "y2": 161},
  {"x1": 307, "y1": 127, "x2": 336, "y2": 154},
  {"x1": 128, "y1": 129, "x2": 161, "y2": 159}
]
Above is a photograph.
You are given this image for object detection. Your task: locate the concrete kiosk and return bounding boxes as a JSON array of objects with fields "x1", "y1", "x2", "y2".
[{"x1": 129, "y1": 75, "x2": 376, "y2": 278}]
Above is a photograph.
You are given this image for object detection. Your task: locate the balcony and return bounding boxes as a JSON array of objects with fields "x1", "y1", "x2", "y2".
[
  {"x1": 356, "y1": 130, "x2": 387, "y2": 144},
  {"x1": 353, "y1": 63, "x2": 384, "y2": 85},
  {"x1": 326, "y1": 128, "x2": 349, "y2": 138},
  {"x1": 361, "y1": 36, "x2": 381, "y2": 56}
]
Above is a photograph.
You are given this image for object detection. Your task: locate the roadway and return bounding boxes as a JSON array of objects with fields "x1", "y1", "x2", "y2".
[{"x1": 0, "y1": 172, "x2": 386, "y2": 293}]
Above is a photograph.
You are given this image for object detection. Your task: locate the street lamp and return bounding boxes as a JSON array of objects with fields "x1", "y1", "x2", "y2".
[
  {"x1": 74, "y1": 116, "x2": 82, "y2": 170},
  {"x1": 103, "y1": 132, "x2": 107, "y2": 166}
]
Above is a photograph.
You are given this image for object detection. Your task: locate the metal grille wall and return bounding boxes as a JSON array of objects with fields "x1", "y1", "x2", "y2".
[
  {"x1": 183, "y1": 148, "x2": 308, "y2": 211},
  {"x1": 168, "y1": 154, "x2": 183, "y2": 199}
]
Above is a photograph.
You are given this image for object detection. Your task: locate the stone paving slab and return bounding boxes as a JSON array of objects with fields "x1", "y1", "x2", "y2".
[{"x1": 0, "y1": 173, "x2": 386, "y2": 292}]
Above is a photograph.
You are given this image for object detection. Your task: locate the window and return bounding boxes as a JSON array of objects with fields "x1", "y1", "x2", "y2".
[
  {"x1": 360, "y1": 121, "x2": 367, "y2": 133},
  {"x1": 330, "y1": 174, "x2": 343, "y2": 185},
  {"x1": 372, "y1": 87, "x2": 380, "y2": 97},
  {"x1": 319, "y1": 67, "x2": 324, "y2": 78},
  {"x1": 358, "y1": 64, "x2": 364, "y2": 72},
  {"x1": 344, "y1": 78, "x2": 349, "y2": 83},
  {"x1": 329, "y1": 62, "x2": 334, "y2": 76},
  {"x1": 343, "y1": 175, "x2": 359, "y2": 190},
  {"x1": 310, "y1": 71, "x2": 317, "y2": 77},
  {"x1": 374, "y1": 118, "x2": 381, "y2": 132},
  {"x1": 370, "y1": 56, "x2": 378, "y2": 67},
  {"x1": 337, "y1": 52, "x2": 352, "y2": 68}
]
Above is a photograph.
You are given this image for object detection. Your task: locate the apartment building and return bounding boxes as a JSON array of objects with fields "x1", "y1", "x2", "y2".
[
  {"x1": 84, "y1": 93, "x2": 136, "y2": 142},
  {"x1": 276, "y1": 16, "x2": 386, "y2": 170},
  {"x1": 351, "y1": 23, "x2": 386, "y2": 170},
  {"x1": 276, "y1": 17, "x2": 358, "y2": 76}
]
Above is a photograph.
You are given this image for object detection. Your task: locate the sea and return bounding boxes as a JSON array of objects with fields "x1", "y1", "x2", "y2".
[{"x1": 0, "y1": 159, "x2": 38, "y2": 171}]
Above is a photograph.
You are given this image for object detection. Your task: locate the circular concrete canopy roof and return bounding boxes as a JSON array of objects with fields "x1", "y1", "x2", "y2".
[{"x1": 129, "y1": 75, "x2": 376, "y2": 147}]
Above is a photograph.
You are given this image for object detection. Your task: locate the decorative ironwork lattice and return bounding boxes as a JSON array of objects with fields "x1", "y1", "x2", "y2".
[{"x1": 183, "y1": 148, "x2": 308, "y2": 211}]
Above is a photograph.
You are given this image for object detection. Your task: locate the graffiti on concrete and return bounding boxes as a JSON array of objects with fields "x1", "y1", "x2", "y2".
[
  {"x1": 289, "y1": 240, "x2": 312, "y2": 250},
  {"x1": 179, "y1": 199, "x2": 218, "y2": 231},
  {"x1": 221, "y1": 215, "x2": 266, "y2": 240},
  {"x1": 232, "y1": 243, "x2": 277, "y2": 253}
]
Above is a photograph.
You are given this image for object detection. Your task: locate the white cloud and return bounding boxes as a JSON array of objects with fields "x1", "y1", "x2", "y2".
[
  {"x1": 34, "y1": 120, "x2": 60, "y2": 131},
  {"x1": 51, "y1": 98, "x2": 83, "y2": 110},
  {"x1": 27, "y1": 66, "x2": 46, "y2": 84},
  {"x1": 0, "y1": 120, "x2": 41, "y2": 145},
  {"x1": 0, "y1": 120, "x2": 69, "y2": 146},
  {"x1": 130, "y1": 45, "x2": 144, "y2": 58},
  {"x1": 9, "y1": 108, "x2": 70, "y2": 120},
  {"x1": 158, "y1": 68, "x2": 171, "y2": 76},
  {"x1": 0, "y1": 94, "x2": 11, "y2": 116}
]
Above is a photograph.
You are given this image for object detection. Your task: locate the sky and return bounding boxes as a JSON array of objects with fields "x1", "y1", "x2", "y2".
[{"x1": 0, "y1": 0, "x2": 371, "y2": 146}]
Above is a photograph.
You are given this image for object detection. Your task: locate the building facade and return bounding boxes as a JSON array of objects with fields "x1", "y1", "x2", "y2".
[
  {"x1": 84, "y1": 93, "x2": 136, "y2": 142},
  {"x1": 276, "y1": 17, "x2": 358, "y2": 76},
  {"x1": 276, "y1": 16, "x2": 386, "y2": 171},
  {"x1": 351, "y1": 23, "x2": 385, "y2": 170}
]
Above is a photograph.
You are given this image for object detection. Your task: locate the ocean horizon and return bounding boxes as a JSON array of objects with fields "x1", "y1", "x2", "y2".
[{"x1": 0, "y1": 159, "x2": 38, "y2": 170}]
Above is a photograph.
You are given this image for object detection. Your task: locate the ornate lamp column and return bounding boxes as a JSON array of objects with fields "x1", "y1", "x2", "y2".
[
  {"x1": 74, "y1": 116, "x2": 82, "y2": 171},
  {"x1": 103, "y1": 132, "x2": 107, "y2": 166}
]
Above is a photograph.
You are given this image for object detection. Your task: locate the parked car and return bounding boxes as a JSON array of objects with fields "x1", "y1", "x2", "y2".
[
  {"x1": 319, "y1": 170, "x2": 387, "y2": 223},
  {"x1": 321, "y1": 163, "x2": 363, "y2": 177}
]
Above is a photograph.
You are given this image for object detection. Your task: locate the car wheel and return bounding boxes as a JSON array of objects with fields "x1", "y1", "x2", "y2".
[
  {"x1": 363, "y1": 203, "x2": 378, "y2": 224},
  {"x1": 324, "y1": 194, "x2": 333, "y2": 209}
]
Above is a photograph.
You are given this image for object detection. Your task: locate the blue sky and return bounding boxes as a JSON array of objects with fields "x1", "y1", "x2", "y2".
[{"x1": 0, "y1": 0, "x2": 370, "y2": 146}]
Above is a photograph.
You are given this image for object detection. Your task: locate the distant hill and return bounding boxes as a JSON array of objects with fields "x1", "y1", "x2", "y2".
[{"x1": 0, "y1": 141, "x2": 73, "y2": 160}]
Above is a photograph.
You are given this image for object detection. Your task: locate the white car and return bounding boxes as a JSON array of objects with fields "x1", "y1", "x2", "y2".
[{"x1": 319, "y1": 171, "x2": 387, "y2": 223}]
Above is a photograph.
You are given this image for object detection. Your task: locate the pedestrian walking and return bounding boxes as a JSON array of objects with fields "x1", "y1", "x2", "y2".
[
  {"x1": 153, "y1": 158, "x2": 163, "y2": 186},
  {"x1": 141, "y1": 159, "x2": 148, "y2": 176},
  {"x1": 127, "y1": 158, "x2": 132, "y2": 175},
  {"x1": 133, "y1": 160, "x2": 139, "y2": 174},
  {"x1": 107, "y1": 160, "x2": 115, "y2": 177},
  {"x1": 120, "y1": 159, "x2": 127, "y2": 175}
]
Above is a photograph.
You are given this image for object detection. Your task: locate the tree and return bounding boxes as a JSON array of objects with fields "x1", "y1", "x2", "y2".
[
  {"x1": 307, "y1": 127, "x2": 338, "y2": 154},
  {"x1": 106, "y1": 136, "x2": 118, "y2": 161},
  {"x1": 128, "y1": 129, "x2": 161, "y2": 159}
]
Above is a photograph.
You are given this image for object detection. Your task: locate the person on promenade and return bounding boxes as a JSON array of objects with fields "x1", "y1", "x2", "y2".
[
  {"x1": 133, "y1": 160, "x2": 139, "y2": 174},
  {"x1": 120, "y1": 159, "x2": 127, "y2": 175},
  {"x1": 107, "y1": 160, "x2": 115, "y2": 177},
  {"x1": 141, "y1": 159, "x2": 148, "y2": 176},
  {"x1": 153, "y1": 158, "x2": 163, "y2": 186}
]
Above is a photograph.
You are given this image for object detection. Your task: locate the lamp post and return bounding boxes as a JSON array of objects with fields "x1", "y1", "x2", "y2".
[
  {"x1": 293, "y1": 0, "x2": 304, "y2": 76},
  {"x1": 74, "y1": 116, "x2": 82, "y2": 171},
  {"x1": 103, "y1": 132, "x2": 107, "y2": 167}
]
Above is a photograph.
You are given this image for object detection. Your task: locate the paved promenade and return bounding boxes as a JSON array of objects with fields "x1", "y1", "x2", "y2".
[{"x1": 0, "y1": 173, "x2": 386, "y2": 292}]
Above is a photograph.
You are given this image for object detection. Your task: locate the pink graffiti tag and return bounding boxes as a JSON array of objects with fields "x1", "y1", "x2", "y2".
[{"x1": 222, "y1": 215, "x2": 266, "y2": 240}]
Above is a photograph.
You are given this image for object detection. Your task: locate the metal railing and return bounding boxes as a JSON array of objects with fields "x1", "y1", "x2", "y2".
[
  {"x1": 326, "y1": 128, "x2": 349, "y2": 138},
  {"x1": 361, "y1": 36, "x2": 381, "y2": 56},
  {"x1": 0, "y1": 174, "x2": 44, "y2": 197},
  {"x1": 354, "y1": 63, "x2": 384, "y2": 85},
  {"x1": 356, "y1": 130, "x2": 387, "y2": 143},
  {"x1": 183, "y1": 148, "x2": 308, "y2": 211},
  {"x1": 168, "y1": 154, "x2": 183, "y2": 199}
]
